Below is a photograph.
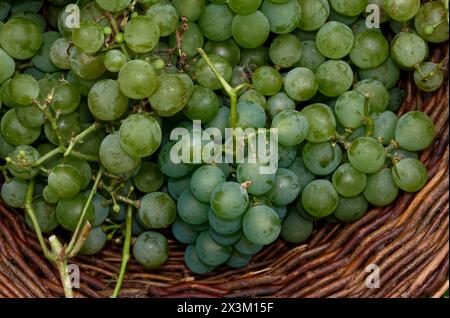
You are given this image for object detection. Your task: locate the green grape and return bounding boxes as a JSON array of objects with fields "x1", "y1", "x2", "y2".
[
  {"x1": 133, "y1": 162, "x2": 164, "y2": 193},
  {"x1": 51, "y1": 81, "x2": 81, "y2": 115},
  {"x1": 395, "y1": 111, "x2": 435, "y2": 152},
  {"x1": 333, "y1": 194, "x2": 368, "y2": 223},
  {"x1": 243, "y1": 205, "x2": 281, "y2": 245},
  {"x1": 0, "y1": 134, "x2": 14, "y2": 160},
  {"x1": 267, "y1": 92, "x2": 295, "y2": 119},
  {"x1": 15, "y1": 103, "x2": 45, "y2": 129},
  {"x1": 23, "y1": 68, "x2": 45, "y2": 81},
  {"x1": 415, "y1": 1, "x2": 449, "y2": 43},
  {"x1": 103, "y1": 50, "x2": 127, "y2": 73},
  {"x1": 119, "y1": 114, "x2": 161, "y2": 158},
  {"x1": 315, "y1": 60, "x2": 353, "y2": 97},
  {"x1": 272, "y1": 205, "x2": 287, "y2": 221},
  {"x1": 278, "y1": 144, "x2": 297, "y2": 168},
  {"x1": 99, "y1": 132, "x2": 140, "y2": 175},
  {"x1": 145, "y1": 3, "x2": 178, "y2": 37},
  {"x1": 269, "y1": 34, "x2": 302, "y2": 68},
  {"x1": 280, "y1": 207, "x2": 313, "y2": 243},
  {"x1": 354, "y1": 79, "x2": 390, "y2": 114},
  {"x1": 49, "y1": 38, "x2": 72, "y2": 70},
  {"x1": 210, "y1": 182, "x2": 249, "y2": 219},
  {"x1": 384, "y1": 0, "x2": 420, "y2": 22},
  {"x1": 79, "y1": 227, "x2": 107, "y2": 255},
  {"x1": 47, "y1": 164, "x2": 82, "y2": 199},
  {"x1": 228, "y1": 0, "x2": 260, "y2": 14},
  {"x1": 236, "y1": 160, "x2": 276, "y2": 196},
  {"x1": 0, "y1": 48, "x2": 15, "y2": 84},
  {"x1": 414, "y1": 62, "x2": 444, "y2": 92},
  {"x1": 1, "y1": 178, "x2": 27, "y2": 208},
  {"x1": 208, "y1": 209, "x2": 243, "y2": 235},
  {"x1": 88, "y1": 79, "x2": 129, "y2": 121},
  {"x1": 119, "y1": 60, "x2": 158, "y2": 100},
  {"x1": 158, "y1": 141, "x2": 194, "y2": 178},
  {"x1": 0, "y1": 17, "x2": 41, "y2": 60},
  {"x1": 260, "y1": 0, "x2": 301, "y2": 34},
  {"x1": 231, "y1": 11, "x2": 270, "y2": 48},
  {"x1": 172, "y1": 0, "x2": 205, "y2": 22},
  {"x1": 9, "y1": 74, "x2": 39, "y2": 106},
  {"x1": 298, "y1": 0, "x2": 329, "y2": 31},
  {"x1": 61, "y1": 156, "x2": 92, "y2": 190},
  {"x1": 56, "y1": 193, "x2": 95, "y2": 232},
  {"x1": 364, "y1": 0, "x2": 391, "y2": 23},
  {"x1": 172, "y1": 217, "x2": 200, "y2": 244},
  {"x1": 301, "y1": 179, "x2": 339, "y2": 218},
  {"x1": 332, "y1": 163, "x2": 367, "y2": 197},
  {"x1": 288, "y1": 158, "x2": 316, "y2": 194},
  {"x1": 31, "y1": 31, "x2": 60, "y2": 73},
  {"x1": 359, "y1": 57, "x2": 401, "y2": 90},
  {"x1": 92, "y1": 194, "x2": 109, "y2": 227},
  {"x1": 73, "y1": 125, "x2": 106, "y2": 157},
  {"x1": 1, "y1": 109, "x2": 41, "y2": 146},
  {"x1": 80, "y1": 1, "x2": 109, "y2": 27},
  {"x1": 302, "y1": 142, "x2": 342, "y2": 176},
  {"x1": 184, "y1": 86, "x2": 220, "y2": 122},
  {"x1": 138, "y1": 192, "x2": 176, "y2": 229},
  {"x1": 252, "y1": 66, "x2": 283, "y2": 97},
  {"x1": 226, "y1": 249, "x2": 252, "y2": 268},
  {"x1": 348, "y1": 137, "x2": 386, "y2": 174},
  {"x1": 177, "y1": 189, "x2": 210, "y2": 225},
  {"x1": 196, "y1": 231, "x2": 232, "y2": 266},
  {"x1": 124, "y1": 16, "x2": 160, "y2": 53},
  {"x1": 95, "y1": 0, "x2": 132, "y2": 13},
  {"x1": 363, "y1": 168, "x2": 399, "y2": 206},
  {"x1": 191, "y1": 165, "x2": 226, "y2": 203},
  {"x1": 265, "y1": 168, "x2": 300, "y2": 205},
  {"x1": 204, "y1": 39, "x2": 241, "y2": 67},
  {"x1": 150, "y1": 74, "x2": 190, "y2": 116},
  {"x1": 351, "y1": 18, "x2": 382, "y2": 35},
  {"x1": 236, "y1": 100, "x2": 267, "y2": 129},
  {"x1": 209, "y1": 228, "x2": 242, "y2": 246},
  {"x1": 195, "y1": 54, "x2": 232, "y2": 91},
  {"x1": 238, "y1": 90, "x2": 267, "y2": 110},
  {"x1": 70, "y1": 47, "x2": 106, "y2": 80},
  {"x1": 169, "y1": 22, "x2": 204, "y2": 58},
  {"x1": 392, "y1": 158, "x2": 428, "y2": 193},
  {"x1": 295, "y1": 40, "x2": 325, "y2": 72},
  {"x1": 233, "y1": 234, "x2": 263, "y2": 255},
  {"x1": 371, "y1": 111, "x2": 398, "y2": 145},
  {"x1": 301, "y1": 103, "x2": 336, "y2": 143},
  {"x1": 284, "y1": 67, "x2": 318, "y2": 102},
  {"x1": 315, "y1": 21, "x2": 354, "y2": 59},
  {"x1": 330, "y1": 0, "x2": 368, "y2": 16},
  {"x1": 350, "y1": 30, "x2": 389, "y2": 69},
  {"x1": 24, "y1": 196, "x2": 58, "y2": 234},
  {"x1": 184, "y1": 244, "x2": 214, "y2": 274},
  {"x1": 133, "y1": 231, "x2": 168, "y2": 268},
  {"x1": 239, "y1": 46, "x2": 269, "y2": 71},
  {"x1": 199, "y1": 4, "x2": 233, "y2": 41},
  {"x1": 44, "y1": 112, "x2": 82, "y2": 146},
  {"x1": 205, "y1": 107, "x2": 230, "y2": 138},
  {"x1": 35, "y1": 144, "x2": 60, "y2": 172},
  {"x1": 272, "y1": 110, "x2": 309, "y2": 146},
  {"x1": 72, "y1": 21, "x2": 105, "y2": 54},
  {"x1": 335, "y1": 91, "x2": 365, "y2": 129},
  {"x1": 391, "y1": 32, "x2": 428, "y2": 70}
]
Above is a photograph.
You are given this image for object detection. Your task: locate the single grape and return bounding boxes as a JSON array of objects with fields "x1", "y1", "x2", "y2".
[
  {"x1": 301, "y1": 103, "x2": 336, "y2": 143},
  {"x1": 236, "y1": 100, "x2": 267, "y2": 129},
  {"x1": 172, "y1": 217, "x2": 201, "y2": 245},
  {"x1": 239, "y1": 46, "x2": 270, "y2": 71},
  {"x1": 272, "y1": 110, "x2": 309, "y2": 146},
  {"x1": 124, "y1": 16, "x2": 160, "y2": 53},
  {"x1": 196, "y1": 231, "x2": 232, "y2": 266},
  {"x1": 284, "y1": 67, "x2": 318, "y2": 102},
  {"x1": 384, "y1": 0, "x2": 420, "y2": 22},
  {"x1": 265, "y1": 168, "x2": 300, "y2": 206},
  {"x1": 48, "y1": 164, "x2": 82, "y2": 199},
  {"x1": 267, "y1": 92, "x2": 295, "y2": 119},
  {"x1": 208, "y1": 209, "x2": 243, "y2": 236},
  {"x1": 238, "y1": 89, "x2": 267, "y2": 110},
  {"x1": 236, "y1": 159, "x2": 276, "y2": 196},
  {"x1": 150, "y1": 74, "x2": 190, "y2": 117},
  {"x1": 231, "y1": 11, "x2": 270, "y2": 48},
  {"x1": 333, "y1": 194, "x2": 368, "y2": 223},
  {"x1": 363, "y1": 168, "x2": 399, "y2": 206},
  {"x1": 72, "y1": 21, "x2": 104, "y2": 54},
  {"x1": 133, "y1": 162, "x2": 164, "y2": 193},
  {"x1": 210, "y1": 182, "x2": 249, "y2": 219},
  {"x1": 118, "y1": 60, "x2": 158, "y2": 99},
  {"x1": 24, "y1": 196, "x2": 58, "y2": 234},
  {"x1": 1, "y1": 178, "x2": 27, "y2": 208},
  {"x1": 414, "y1": 1, "x2": 449, "y2": 43},
  {"x1": 348, "y1": 137, "x2": 386, "y2": 174},
  {"x1": 269, "y1": 34, "x2": 302, "y2": 68},
  {"x1": 354, "y1": 79, "x2": 390, "y2": 114},
  {"x1": 69, "y1": 47, "x2": 106, "y2": 80},
  {"x1": 145, "y1": 3, "x2": 178, "y2": 37},
  {"x1": 281, "y1": 207, "x2": 313, "y2": 243},
  {"x1": 1, "y1": 109, "x2": 41, "y2": 146},
  {"x1": 350, "y1": 30, "x2": 389, "y2": 69},
  {"x1": 392, "y1": 158, "x2": 428, "y2": 193},
  {"x1": 99, "y1": 132, "x2": 141, "y2": 175},
  {"x1": 158, "y1": 141, "x2": 194, "y2": 178},
  {"x1": 233, "y1": 234, "x2": 263, "y2": 255},
  {"x1": 56, "y1": 193, "x2": 95, "y2": 232},
  {"x1": 302, "y1": 180, "x2": 339, "y2": 218},
  {"x1": 315, "y1": 21, "x2": 354, "y2": 59},
  {"x1": 133, "y1": 231, "x2": 168, "y2": 268},
  {"x1": 260, "y1": 0, "x2": 301, "y2": 34},
  {"x1": 413, "y1": 62, "x2": 444, "y2": 92},
  {"x1": 185, "y1": 244, "x2": 215, "y2": 274},
  {"x1": 184, "y1": 86, "x2": 220, "y2": 122},
  {"x1": 315, "y1": 60, "x2": 353, "y2": 97},
  {"x1": 332, "y1": 163, "x2": 367, "y2": 197},
  {"x1": 0, "y1": 48, "x2": 15, "y2": 84},
  {"x1": 199, "y1": 3, "x2": 233, "y2": 41},
  {"x1": 138, "y1": 192, "x2": 176, "y2": 229},
  {"x1": 358, "y1": 57, "x2": 401, "y2": 90},
  {"x1": 391, "y1": 32, "x2": 428, "y2": 70},
  {"x1": 195, "y1": 54, "x2": 232, "y2": 91},
  {"x1": 278, "y1": 144, "x2": 297, "y2": 168},
  {"x1": 190, "y1": 165, "x2": 226, "y2": 203},
  {"x1": 252, "y1": 66, "x2": 283, "y2": 97},
  {"x1": 288, "y1": 158, "x2": 316, "y2": 194},
  {"x1": 95, "y1": 0, "x2": 131, "y2": 12},
  {"x1": 0, "y1": 17, "x2": 41, "y2": 59},
  {"x1": 177, "y1": 189, "x2": 210, "y2": 225},
  {"x1": 79, "y1": 227, "x2": 107, "y2": 255},
  {"x1": 8, "y1": 74, "x2": 39, "y2": 106},
  {"x1": 298, "y1": 0, "x2": 330, "y2": 31},
  {"x1": 394, "y1": 111, "x2": 435, "y2": 152},
  {"x1": 169, "y1": 22, "x2": 204, "y2": 58},
  {"x1": 103, "y1": 50, "x2": 127, "y2": 73},
  {"x1": 371, "y1": 111, "x2": 398, "y2": 145},
  {"x1": 302, "y1": 142, "x2": 343, "y2": 176},
  {"x1": 172, "y1": 0, "x2": 205, "y2": 22},
  {"x1": 295, "y1": 40, "x2": 325, "y2": 72},
  {"x1": 243, "y1": 205, "x2": 281, "y2": 245},
  {"x1": 335, "y1": 91, "x2": 366, "y2": 129}
]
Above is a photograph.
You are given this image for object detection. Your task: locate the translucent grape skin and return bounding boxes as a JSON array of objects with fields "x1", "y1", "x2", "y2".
[
  {"x1": 178, "y1": 189, "x2": 210, "y2": 225},
  {"x1": 0, "y1": 48, "x2": 15, "y2": 84},
  {"x1": 298, "y1": 0, "x2": 330, "y2": 31},
  {"x1": 394, "y1": 111, "x2": 435, "y2": 152},
  {"x1": 252, "y1": 66, "x2": 283, "y2": 97},
  {"x1": 267, "y1": 92, "x2": 295, "y2": 119},
  {"x1": 349, "y1": 30, "x2": 389, "y2": 69},
  {"x1": 301, "y1": 103, "x2": 336, "y2": 143},
  {"x1": 271, "y1": 110, "x2": 309, "y2": 146},
  {"x1": 301, "y1": 180, "x2": 339, "y2": 218},
  {"x1": 269, "y1": 34, "x2": 302, "y2": 68},
  {"x1": 363, "y1": 168, "x2": 399, "y2": 207},
  {"x1": 88, "y1": 79, "x2": 129, "y2": 121},
  {"x1": 315, "y1": 21, "x2": 354, "y2": 60},
  {"x1": 348, "y1": 137, "x2": 386, "y2": 174},
  {"x1": 124, "y1": 16, "x2": 160, "y2": 54},
  {"x1": 371, "y1": 111, "x2": 398, "y2": 145},
  {"x1": 195, "y1": 54, "x2": 233, "y2": 91},
  {"x1": 315, "y1": 60, "x2": 354, "y2": 98},
  {"x1": 150, "y1": 74, "x2": 190, "y2": 117},
  {"x1": 281, "y1": 206, "x2": 313, "y2": 244},
  {"x1": 284, "y1": 67, "x2": 318, "y2": 102},
  {"x1": 413, "y1": 62, "x2": 444, "y2": 93},
  {"x1": 384, "y1": 0, "x2": 420, "y2": 22},
  {"x1": 199, "y1": 3, "x2": 233, "y2": 41},
  {"x1": 145, "y1": 3, "x2": 178, "y2": 37},
  {"x1": 302, "y1": 142, "x2": 343, "y2": 176},
  {"x1": 236, "y1": 100, "x2": 267, "y2": 129},
  {"x1": 231, "y1": 11, "x2": 270, "y2": 49},
  {"x1": 295, "y1": 40, "x2": 325, "y2": 72},
  {"x1": 260, "y1": 0, "x2": 302, "y2": 34},
  {"x1": 228, "y1": 0, "x2": 262, "y2": 15},
  {"x1": 118, "y1": 60, "x2": 158, "y2": 100},
  {"x1": 236, "y1": 160, "x2": 276, "y2": 196},
  {"x1": 210, "y1": 182, "x2": 249, "y2": 219},
  {"x1": 1, "y1": 178, "x2": 28, "y2": 208},
  {"x1": 195, "y1": 231, "x2": 232, "y2": 266},
  {"x1": 56, "y1": 193, "x2": 95, "y2": 232},
  {"x1": 265, "y1": 168, "x2": 301, "y2": 206},
  {"x1": 391, "y1": 32, "x2": 428, "y2": 70},
  {"x1": 0, "y1": 17, "x2": 42, "y2": 60},
  {"x1": 72, "y1": 21, "x2": 104, "y2": 54},
  {"x1": 333, "y1": 194, "x2": 368, "y2": 223},
  {"x1": 335, "y1": 91, "x2": 366, "y2": 129},
  {"x1": 243, "y1": 205, "x2": 281, "y2": 245},
  {"x1": 0, "y1": 108, "x2": 41, "y2": 146},
  {"x1": 183, "y1": 85, "x2": 220, "y2": 122},
  {"x1": 138, "y1": 192, "x2": 176, "y2": 229},
  {"x1": 133, "y1": 231, "x2": 168, "y2": 268},
  {"x1": 330, "y1": 0, "x2": 368, "y2": 17},
  {"x1": 354, "y1": 79, "x2": 390, "y2": 114},
  {"x1": 47, "y1": 164, "x2": 82, "y2": 199},
  {"x1": 99, "y1": 132, "x2": 141, "y2": 175},
  {"x1": 332, "y1": 163, "x2": 367, "y2": 197},
  {"x1": 191, "y1": 165, "x2": 226, "y2": 203},
  {"x1": 392, "y1": 158, "x2": 428, "y2": 192},
  {"x1": 414, "y1": 1, "x2": 449, "y2": 43}
]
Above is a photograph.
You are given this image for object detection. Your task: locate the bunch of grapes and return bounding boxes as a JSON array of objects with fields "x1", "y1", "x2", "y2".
[{"x1": 0, "y1": 0, "x2": 447, "y2": 283}]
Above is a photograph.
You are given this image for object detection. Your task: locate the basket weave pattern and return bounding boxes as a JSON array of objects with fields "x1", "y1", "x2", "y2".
[{"x1": 0, "y1": 45, "x2": 448, "y2": 298}]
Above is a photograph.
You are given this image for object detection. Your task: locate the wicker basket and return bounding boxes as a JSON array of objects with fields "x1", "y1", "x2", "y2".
[{"x1": 0, "y1": 42, "x2": 448, "y2": 298}]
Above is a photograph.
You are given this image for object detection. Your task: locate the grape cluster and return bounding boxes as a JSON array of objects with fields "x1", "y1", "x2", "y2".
[{"x1": 0, "y1": 0, "x2": 447, "y2": 278}]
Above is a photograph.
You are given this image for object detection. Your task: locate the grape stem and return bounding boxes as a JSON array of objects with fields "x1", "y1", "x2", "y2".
[
  {"x1": 64, "y1": 122, "x2": 101, "y2": 157},
  {"x1": 49, "y1": 236, "x2": 74, "y2": 298},
  {"x1": 111, "y1": 204, "x2": 133, "y2": 298},
  {"x1": 197, "y1": 48, "x2": 252, "y2": 128}
]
